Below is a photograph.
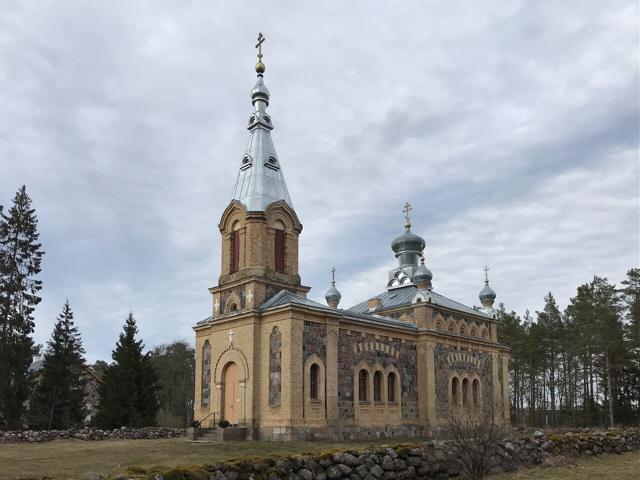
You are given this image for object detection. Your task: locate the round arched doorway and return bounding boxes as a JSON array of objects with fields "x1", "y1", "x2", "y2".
[{"x1": 222, "y1": 362, "x2": 240, "y2": 425}]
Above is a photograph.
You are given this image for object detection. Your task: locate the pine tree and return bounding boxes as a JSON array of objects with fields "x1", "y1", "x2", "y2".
[
  {"x1": 29, "y1": 301, "x2": 86, "y2": 429},
  {"x1": 0, "y1": 186, "x2": 44, "y2": 429},
  {"x1": 96, "y1": 313, "x2": 159, "y2": 428}
]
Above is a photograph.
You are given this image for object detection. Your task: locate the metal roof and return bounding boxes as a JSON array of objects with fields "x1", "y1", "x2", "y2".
[
  {"x1": 347, "y1": 285, "x2": 489, "y2": 318},
  {"x1": 230, "y1": 74, "x2": 293, "y2": 212}
]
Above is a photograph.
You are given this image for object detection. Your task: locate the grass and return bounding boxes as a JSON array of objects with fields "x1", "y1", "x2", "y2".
[
  {"x1": 0, "y1": 437, "x2": 410, "y2": 480},
  {"x1": 0, "y1": 438, "x2": 638, "y2": 480},
  {"x1": 490, "y1": 451, "x2": 640, "y2": 479}
]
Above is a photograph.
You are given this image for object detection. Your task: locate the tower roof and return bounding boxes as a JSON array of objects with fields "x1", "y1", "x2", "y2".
[{"x1": 230, "y1": 34, "x2": 293, "y2": 212}]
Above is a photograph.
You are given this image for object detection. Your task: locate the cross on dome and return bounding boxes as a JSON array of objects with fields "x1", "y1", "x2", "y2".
[{"x1": 403, "y1": 202, "x2": 413, "y2": 229}]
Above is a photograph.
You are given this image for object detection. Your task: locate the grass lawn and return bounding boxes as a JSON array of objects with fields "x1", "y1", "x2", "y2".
[
  {"x1": 0, "y1": 437, "x2": 413, "y2": 480},
  {"x1": 490, "y1": 451, "x2": 640, "y2": 479},
  {"x1": 1, "y1": 438, "x2": 638, "y2": 480}
]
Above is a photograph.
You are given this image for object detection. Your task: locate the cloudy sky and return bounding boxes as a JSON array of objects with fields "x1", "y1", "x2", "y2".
[{"x1": 1, "y1": 1, "x2": 638, "y2": 362}]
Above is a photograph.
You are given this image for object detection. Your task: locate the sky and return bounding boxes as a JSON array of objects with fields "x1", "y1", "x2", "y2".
[{"x1": 0, "y1": 1, "x2": 638, "y2": 362}]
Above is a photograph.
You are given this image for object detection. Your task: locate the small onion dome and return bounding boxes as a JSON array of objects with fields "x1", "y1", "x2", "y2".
[
  {"x1": 413, "y1": 258, "x2": 433, "y2": 286},
  {"x1": 479, "y1": 282, "x2": 496, "y2": 302},
  {"x1": 391, "y1": 227, "x2": 426, "y2": 255},
  {"x1": 325, "y1": 284, "x2": 342, "y2": 303},
  {"x1": 251, "y1": 76, "x2": 270, "y2": 105}
]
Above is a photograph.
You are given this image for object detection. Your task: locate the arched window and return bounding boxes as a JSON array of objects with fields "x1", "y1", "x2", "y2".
[
  {"x1": 451, "y1": 377, "x2": 459, "y2": 405},
  {"x1": 358, "y1": 369, "x2": 369, "y2": 402},
  {"x1": 229, "y1": 303, "x2": 238, "y2": 312},
  {"x1": 448, "y1": 323, "x2": 455, "y2": 333},
  {"x1": 310, "y1": 363, "x2": 320, "y2": 400},
  {"x1": 436, "y1": 321, "x2": 442, "y2": 331},
  {"x1": 201, "y1": 341, "x2": 211, "y2": 407},
  {"x1": 274, "y1": 229, "x2": 285, "y2": 272},
  {"x1": 373, "y1": 371, "x2": 383, "y2": 402},
  {"x1": 387, "y1": 372, "x2": 397, "y2": 403},
  {"x1": 472, "y1": 379, "x2": 480, "y2": 406},
  {"x1": 470, "y1": 328, "x2": 477, "y2": 337},
  {"x1": 462, "y1": 378, "x2": 470, "y2": 406},
  {"x1": 481, "y1": 329, "x2": 489, "y2": 339},
  {"x1": 460, "y1": 326, "x2": 467, "y2": 335},
  {"x1": 230, "y1": 231, "x2": 240, "y2": 273}
]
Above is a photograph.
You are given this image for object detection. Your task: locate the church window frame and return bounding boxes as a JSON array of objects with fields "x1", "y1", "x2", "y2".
[
  {"x1": 230, "y1": 230, "x2": 240, "y2": 273},
  {"x1": 373, "y1": 371, "x2": 383, "y2": 402},
  {"x1": 472, "y1": 378, "x2": 480, "y2": 406},
  {"x1": 201, "y1": 340, "x2": 212, "y2": 407},
  {"x1": 387, "y1": 372, "x2": 398, "y2": 403},
  {"x1": 462, "y1": 378, "x2": 470, "y2": 406},
  {"x1": 274, "y1": 228, "x2": 285, "y2": 273},
  {"x1": 481, "y1": 328, "x2": 489, "y2": 340},
  {"x1": 310, "y1": 363, "x2": 320, "y2": 401},
  {"x1": 451, "y1": 376, "x2": 460, "y2": 406},
  {"x1": 358, "y1": 369, "x2": 369, "y2": 403}
]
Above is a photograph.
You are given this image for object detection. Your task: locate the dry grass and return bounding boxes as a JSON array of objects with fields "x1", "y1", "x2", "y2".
[
  {"x1": 0, "y1": 437, "x2": 409, "y2": 480},
  {"x1": 490, "y1": 451, "x2": 640, "y2": 479}
]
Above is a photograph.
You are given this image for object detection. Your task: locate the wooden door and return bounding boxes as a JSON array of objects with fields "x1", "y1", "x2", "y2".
[{"x1": 223, "y1": 362, "x2": 240, "y2": 425}]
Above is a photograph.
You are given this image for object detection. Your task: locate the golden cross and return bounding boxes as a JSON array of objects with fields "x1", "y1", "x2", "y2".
[
  {"x1": 402, "y1": 202, "x2": 412, "y2": 228},
  {"x1": 256, "y1": 32, "x2": 265, "y2": 62}
]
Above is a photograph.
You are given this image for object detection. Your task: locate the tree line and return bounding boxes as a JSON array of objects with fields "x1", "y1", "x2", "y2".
[
  {"x1": 0, "y1": 186, "x2": 195, "y2": 430},
  {"x1": 498, "y1": 270, "x2": 640, "y2": 428}
]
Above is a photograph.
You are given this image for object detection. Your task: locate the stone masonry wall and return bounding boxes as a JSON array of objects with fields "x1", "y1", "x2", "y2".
[
  {"x1": 338, "y1": 331, "x2": 418, "y2": 422},
  {"x1": 0, "y1": 427, "x2": 184, "y2": 443},
  {"x1": 269, "y1": 326, "x2": 282, "y2": 407},
  {"x1": 303, "y1": 322, "x2": 327, "y2": 363},
  {"x1": 434, "y1": 345, "x2": 493, "y2": 419},
  {"x1": 110, "y1": 429, "x2": 640, "y2": 480}
]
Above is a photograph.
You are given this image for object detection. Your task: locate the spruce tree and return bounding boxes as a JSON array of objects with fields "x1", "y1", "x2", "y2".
[
  {"x1": 96, "y1": 313, "x2": 159, "y2": 428},
  {"x1": 29, "y1": 301, "x2": 86, "y2": 429},
  {"x1": 0, "y1": 186, "x2": 44, "y2": 429}
]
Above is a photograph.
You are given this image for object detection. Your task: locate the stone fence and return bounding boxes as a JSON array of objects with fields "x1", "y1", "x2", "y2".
[
  {"x1": 113, "y1": 429, "x2": 640, "y2": 480},
  {"x1": 0, "y1": 426, "x2": 185, "y2": 443}
]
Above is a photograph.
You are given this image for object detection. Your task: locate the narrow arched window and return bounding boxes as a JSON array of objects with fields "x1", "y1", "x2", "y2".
[
  {"x1": 358, "y1": 369, "x2": 369, "y2": 402},
  {"x1": 460, "y1": 326, "x2": 467, "y2": 335},
  {"x1": 310, "y1": 363, "x2": 319, "y2": 400},
  {"x1": 201, "y1": 341, "x2": 211, "y2": 407},
  {"x1": 274, "y1": 229, "x2": 285, "y2": 272},
  {"x1": 230, "y1": 231, "x2": 240, "y2": 273},
  {"x1": 448, "y1": 323, "x2": 455, "y2": 333},
  {"x1": 481, "y1": 329, "x2": 489, "y2": 339},
  {"x1": 472, "y1": 379, "x2": 480, "y2": 406},
  {"x1": 462, "y1": 378, "x2": 470, "y2": 406},
  {"x1": 373, "y1": 371, "x2": 383, "y2": 402},
  {"x1": 387, "y1": 372, "x2": 397, "y2": 403},
  {"x1": 451, "y1": 377, "x2": 459, "y2": 405}
]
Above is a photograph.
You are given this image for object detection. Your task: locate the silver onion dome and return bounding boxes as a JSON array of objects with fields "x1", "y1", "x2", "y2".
[
  {"x1": 479, "y1": 283, "x2": 496, "y2": 302},
  {"x1": 413, "y1": 257, "x2": 433, "y2": 286},
  {"x1": 325, "y1": 284, "x2": 342, "y2": 303}
]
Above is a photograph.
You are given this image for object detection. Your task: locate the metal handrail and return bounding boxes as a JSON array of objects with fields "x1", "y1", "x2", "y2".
[{"x1": 193, "y1": 412, "x2": 216, "y2": 429}]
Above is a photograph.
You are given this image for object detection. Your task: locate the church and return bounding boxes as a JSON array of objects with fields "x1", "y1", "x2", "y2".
[{"x1": 193, "y1": 36, "x2": 510, "y2": 441}]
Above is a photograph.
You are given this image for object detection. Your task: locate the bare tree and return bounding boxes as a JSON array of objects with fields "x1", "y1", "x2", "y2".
[{"x1": 446, "y1": 403, "x2": 501, "y2": 480}]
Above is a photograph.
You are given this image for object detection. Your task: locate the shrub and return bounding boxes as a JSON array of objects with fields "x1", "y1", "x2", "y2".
[{"x1": 219, "y1": 419, "x2": 231, "y2": 428}]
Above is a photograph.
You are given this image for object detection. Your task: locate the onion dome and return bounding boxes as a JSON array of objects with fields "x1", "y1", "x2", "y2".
[
  {"x1": 414, "y1": 257, "x2": 433, "y2": 289},
  {"x1": 391, "y1": 203, "x2": 425, "y2": 269},
  {"x1": 479, "y1": 266, "x2": 496, "y2": 309},
  {"x1": 325, "y1": 267, "x2": 342, "y2": 309}
]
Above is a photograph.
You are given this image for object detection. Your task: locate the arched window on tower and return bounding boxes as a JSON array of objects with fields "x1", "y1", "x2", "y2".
[
  {"x1": 358, "y1": 369, "x2": 369, "y2": 402},
  {"x1": 274, "y1": 228, "x2": 285, "y2": 272},
  {"x1": 310, "y1": 363, "x2": 320, "y2": 401},
  {"x1": 387, "y1": 372, "x2": 397, "y2": 403},
  {"x1": 230, "y1": 231, "x2": 240, "y2": 273},
  {"x1": 373, "y1": 371, "x2": 383, "y2": 402}
]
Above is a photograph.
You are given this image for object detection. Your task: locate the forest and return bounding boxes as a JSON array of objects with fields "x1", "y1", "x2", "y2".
[{"x1": 498, "y1": 269, "x2": 640, "y2": 428}]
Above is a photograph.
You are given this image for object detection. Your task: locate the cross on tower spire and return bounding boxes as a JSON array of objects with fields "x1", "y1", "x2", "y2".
[
  {"x1": 402, "y1": 202, "x2": 413, "y2": 229},
  {"x1": 255, "y1": 32, "x2": 266, "y2": 74},
  {"x1": 483, "y1": 265, "x2": 490, "y2": 284},
  {"x1": 331, "y1": 266, "x2": 336, "y2": 285}
]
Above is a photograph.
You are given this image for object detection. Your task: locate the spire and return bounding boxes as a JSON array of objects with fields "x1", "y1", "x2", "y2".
[
  {"x1": 325, "y1": 266, "x2": 342, "y2": 309},
  {"x1": 230, "y1": 33, "x2": 293, "y2": 212}
]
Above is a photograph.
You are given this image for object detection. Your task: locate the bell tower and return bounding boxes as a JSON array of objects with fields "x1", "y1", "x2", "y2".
[{"x1": 210, "y1": 33, "x2": 309, "y2": 319}]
